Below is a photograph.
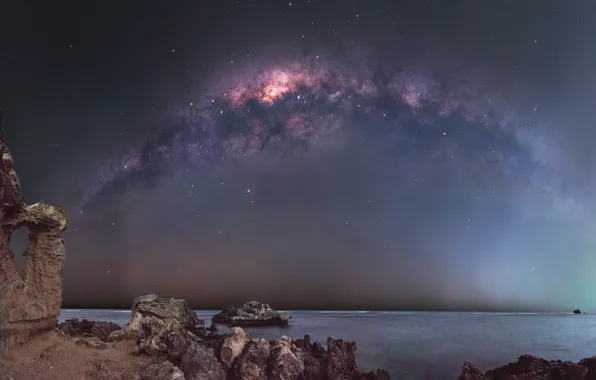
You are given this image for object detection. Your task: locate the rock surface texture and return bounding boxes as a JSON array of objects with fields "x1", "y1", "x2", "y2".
[
  {"x1": 0, "y1": 132, "x2": 69, "y2": 349},
  {"x1": 107, "y1": 293, "x2": 205, "y2": 343},
  {"x1": 212, "y1": 301, "x2": 292, "y2": 326},
  {"x1": 458, "y1": 354, "x2": 596, "y2": 380},
  {"x1": 57, "y1": 318, "x2": 121, "y2": 342}
]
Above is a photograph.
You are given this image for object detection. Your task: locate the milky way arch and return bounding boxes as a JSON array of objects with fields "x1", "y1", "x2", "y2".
[{"x1": 78, "y1": 57, "x2": 547, "y2": 212}]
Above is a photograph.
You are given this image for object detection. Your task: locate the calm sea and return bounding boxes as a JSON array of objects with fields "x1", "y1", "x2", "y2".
[{"x1": 60, "y1": 310, "x2": 596, "y2": 380}]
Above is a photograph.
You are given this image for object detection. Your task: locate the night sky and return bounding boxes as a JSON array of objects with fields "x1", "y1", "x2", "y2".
[{"x1": 1, "y1": 0, "x2": 596, "y2": 311}]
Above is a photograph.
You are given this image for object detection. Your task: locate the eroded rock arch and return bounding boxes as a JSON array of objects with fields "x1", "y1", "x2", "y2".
[{"x1": 0, "y1": 132, "x2": 68, "y2": 348}]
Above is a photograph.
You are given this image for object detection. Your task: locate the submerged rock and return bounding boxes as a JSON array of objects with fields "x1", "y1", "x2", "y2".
[
  {"x1": 0, "y1": 129, "x2": 69, "y2": 349},
  {"x1": 212, "y1": 301, "x2": 291, "y2": 326}
]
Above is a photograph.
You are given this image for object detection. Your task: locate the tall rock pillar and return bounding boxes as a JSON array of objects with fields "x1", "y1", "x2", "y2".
[{"x1": 0, "y1": 129, "x2": 68, "y2": 349}]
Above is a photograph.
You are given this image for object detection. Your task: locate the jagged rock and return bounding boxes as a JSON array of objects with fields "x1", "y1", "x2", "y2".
[
  {"x1": 112, "y1": 294, "x2": 204, "y2": 342},
  {"x1": 457, "y1": 362, "x2": 488, "y2": 380},
  {"x1": 140, "y1": 361, "x2": 185, "y2": 380},
  {"x1": 57, "y1": 318, "x2": 121, "y2": 342},
  {"x1": 202, "y1": 331, "x2": 227, "y2": 362},
  {"x1": 138, "y1": 319, "x2": 200, "y2": 364},
  {"x1": 269, "y1": 336, "x2": 305, "y2": 380},
  {"x1": 207, "y1": 323, "x2": 218, "y2": 332},
  {"x1": 180, "y1": 343, "x2": 226, "y2": 380},
  {"x1": 327, "y1": 337, "x2": 360, "y2": 379},
  {"x1": 0, "y1": 133, "x2": 69, "y2": 348},
  {"x1": 578, "y1": 357, "x2": 596, "y2": 379},
  {"x1": 212, "y1": 301, "x2": 291, "y2": 326},
  {"x1": 230, "y1": 338, "x2": 271, "y2": 380},
  {"x1": 220, "y1": 327, "x2": 250, "y2": 366},
  {"x1": 75, "y1": 336, "x2": 108, "y2": 349},
  {"x1": 485, "y1": 354, "x2": 588, "y2": 380},
  {"x1": 294, "y1": 335, "x2": 327, "y2": 379}
]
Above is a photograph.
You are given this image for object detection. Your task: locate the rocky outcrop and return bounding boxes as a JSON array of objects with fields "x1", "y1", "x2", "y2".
[
  {"x1": 229, "y1": 338, "x2": 271, "y2": 380},
  {"x1": 112, "y1": 295, "x2": 388, "y2": 380},
  {"x1": 212, "y1": 301, "x2": 291, "y2": 326},
  {"x1": 108, "y1": 294, "x2": 204, "y2": 342},
  {"x1": 57, "y1": 318, "x2": 121, "y2": 342},
  {"x1": 269, "y1": 335, "x2": 305, "y2": 379},
  {"x1": 138, "y1": 319, "x2": 201, "y2": 362},
  {"x1": 220, "y1": 327, "x2": 250, "y2": 366},
  {"x1": 457, "y1": 362, "x2": 489, "y2": 380},
  {"x1": 0, "y1": 131, "x2": 69, "y2": 349},
  {"x1": 459, "y1": 354, "x2": 596, "y2": 380},
  {"x1": 180, "y1": 343, "x2": 226, "y2": 380}
]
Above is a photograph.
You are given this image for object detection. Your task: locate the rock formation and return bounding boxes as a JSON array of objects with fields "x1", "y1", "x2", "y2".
[
  {"x1": 212, "y1": 301, "x2": 291, "y2": 326},
  {"x1": 104, "y1": 293, "x2": 389, "y2": 379},
  {"x1": 458, "y1": 354, "x2": 596, "y2": 380},
  {"x1": 57, "y1": 318, "x2": 121, "y2": 342},
  {"x1": 107, "y1": 293, "x2": 205, "y2": 342},
  {"x1": 0, "y1": 130, "x2": 69, "y2": 350},
  {"x1": 574, "y1": 309, "x2": 582, "y2": 314}
]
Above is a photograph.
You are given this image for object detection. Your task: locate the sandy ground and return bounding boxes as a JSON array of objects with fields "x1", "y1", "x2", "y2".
[{"x1": 0, "y1": 331, "x2": 157, "y2": 380}]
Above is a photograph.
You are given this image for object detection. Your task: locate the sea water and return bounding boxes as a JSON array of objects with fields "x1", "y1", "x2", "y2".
[{"x1": 60, "y1": 310, "x2": 596, "y2": 379}]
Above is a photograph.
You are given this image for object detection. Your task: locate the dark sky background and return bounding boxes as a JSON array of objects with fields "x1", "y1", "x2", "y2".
[{"x1": 1, "y1": 0, "x2": 596, "y2": 310}]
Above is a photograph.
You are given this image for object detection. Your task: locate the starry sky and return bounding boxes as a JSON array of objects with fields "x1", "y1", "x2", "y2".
[{"x1": 1, "y1": 0, "x2": 596, "y2": 311}]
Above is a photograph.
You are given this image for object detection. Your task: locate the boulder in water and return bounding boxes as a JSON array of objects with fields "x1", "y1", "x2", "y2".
[{"x1": 212, "y1": 301, "x2": 291, "y2": 327}]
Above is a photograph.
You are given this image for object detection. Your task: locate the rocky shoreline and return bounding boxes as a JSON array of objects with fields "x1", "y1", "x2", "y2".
[{"x1": 41, "y1": 294, "x2": 391, "y2": 380}]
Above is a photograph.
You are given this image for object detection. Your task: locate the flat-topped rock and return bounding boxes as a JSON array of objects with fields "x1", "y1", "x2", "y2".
[{"x1": 212, "y1": 301, "x2": 291, "y2": 326}]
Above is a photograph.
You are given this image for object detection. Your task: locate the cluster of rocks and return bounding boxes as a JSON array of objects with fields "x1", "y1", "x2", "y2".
[
  {"x1": 56, "y1": 318, "x2": 121, "y2": 349},
  {"x1": 212, "y1": 301, "x2": 292, "y2": 327},
  {"x1": 458, "y1": 354, "x2": 596, "y2": 380},
  {"x1": 63, "y1": 293, "x2": 391, "y2": 380}
]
